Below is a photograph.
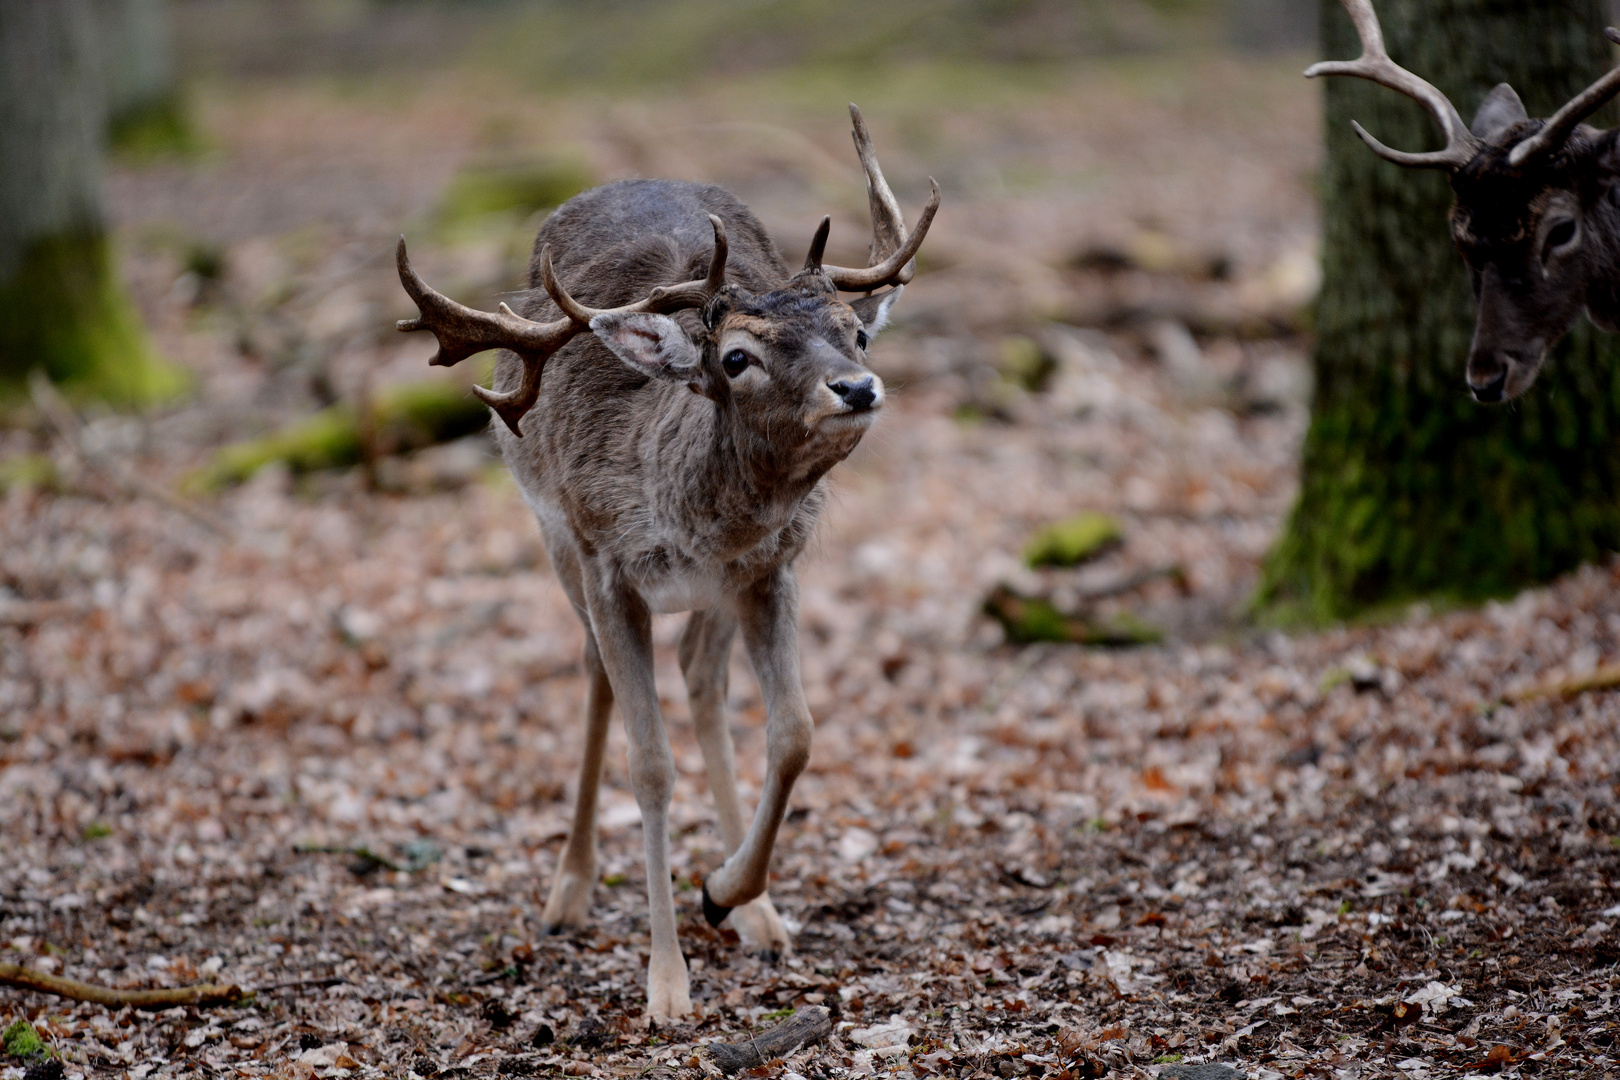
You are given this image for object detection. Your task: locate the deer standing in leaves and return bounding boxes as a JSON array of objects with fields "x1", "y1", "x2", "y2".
[
  {"x1": 395, "y1": 106, "x2": 937, "y2": 1019},
  {"x1": 1311, "y1": 0, "x2": 1620, "y2": 401}
]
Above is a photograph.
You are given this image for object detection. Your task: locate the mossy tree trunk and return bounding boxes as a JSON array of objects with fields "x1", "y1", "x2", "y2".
[
  {"x1": 0, "y1": 0, "x2": 183, "y2": 406},
  {"x1": 1259, "y1": 0, "x2": 1620, "y2": 623}
]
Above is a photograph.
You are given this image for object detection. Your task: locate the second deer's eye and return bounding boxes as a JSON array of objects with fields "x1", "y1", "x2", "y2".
[
  {"x1": 722, "y1": 349, "x2": 750, "y2": 378},
  {"x1": 1547, "y1": 219, "x2": 1577, "y2": 251},
  {"x1": 855, "y1": 330, "x2": 869, "y2": 351}
]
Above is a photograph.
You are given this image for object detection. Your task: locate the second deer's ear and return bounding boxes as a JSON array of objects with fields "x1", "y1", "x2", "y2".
[
  {"x1": 848, "y1": 285, "x2": 904, "y2": 342},
  {"x1": 590, "y1": 312, "x2": 702, "y2": 380},
  {"x1": 1472, "y1": 83, "x2": 1528, "y2": 142}
]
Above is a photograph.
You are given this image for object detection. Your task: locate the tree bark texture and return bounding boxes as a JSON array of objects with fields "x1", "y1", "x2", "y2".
[
  {"x1": 1260, "y1": 0, "x2": 1620, "y2": 622},
  {"x1": 0, "y1": 0, "x2": 179, "y2": 403}
]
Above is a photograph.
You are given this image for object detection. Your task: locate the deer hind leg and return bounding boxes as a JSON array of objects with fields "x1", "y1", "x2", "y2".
[
  {"x1": 700, "y1": 569, "x2": 812, "y2": 923},
  {"x1": 540, "y1": 631, "x2": 613, "y2": 933},
  {"x1": 585, "y1": 574, "x2": 690, "y2": 1020},
  {"x1": 679, "y1": 610, "x2": 791, "y2": 960}
]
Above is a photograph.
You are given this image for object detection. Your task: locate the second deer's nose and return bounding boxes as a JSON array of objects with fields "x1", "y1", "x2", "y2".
[
  {"x1": 829, "y1": 376, "x2": 878, "y2": 412},
  {"x1": 1469, "y1": 367, "x2": 1508, "y2": 403}
]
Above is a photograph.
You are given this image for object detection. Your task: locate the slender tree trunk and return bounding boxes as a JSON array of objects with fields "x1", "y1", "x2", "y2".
[
  {"x1": 0, "y1": 0, "x2": 181, "y2": 404},
  {"x1": 1259, "y1": 0, "x2": 1620, "y2": 622}
]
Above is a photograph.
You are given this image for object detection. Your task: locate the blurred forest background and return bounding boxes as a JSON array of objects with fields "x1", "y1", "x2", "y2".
[{"x1": 8, "y1": 2, "x2": 1620, "y2": 1078}]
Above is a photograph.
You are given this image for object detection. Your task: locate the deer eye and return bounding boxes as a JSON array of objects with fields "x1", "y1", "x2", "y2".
[
  {"x1": 855, "y1": 329, "x2": 869, "y2": 351},
  {"x1": 1546, "y1": 219, "x2": 1577, "y2": 251},
  {"x1": 721, "y1": 349, "x2": 751, "y2": 378}
]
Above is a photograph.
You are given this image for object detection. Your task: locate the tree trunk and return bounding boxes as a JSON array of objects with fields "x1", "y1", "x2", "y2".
[
  {"x1": 1259, "y1": 0, "x2": 1620, "y2": 622},
  {"x1": 0, "y1": 0, "x2": 181, "y2": 404}
]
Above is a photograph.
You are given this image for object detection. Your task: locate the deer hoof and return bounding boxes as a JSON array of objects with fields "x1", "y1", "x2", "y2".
[
  {"x1": 757, "y1": 948, "x2": 781, "y2": 965},
  {"x1": 702, "y1": 883, "x2": 733, "y2": 928}
]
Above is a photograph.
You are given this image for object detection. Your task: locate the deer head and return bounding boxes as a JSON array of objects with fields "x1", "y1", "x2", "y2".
[
  {"x1": 396, "y1": 106, "x2": 937, "y2": 443},
  {"x1": 1309, "y1": 0, "x2": 1620, "y2": 402}
]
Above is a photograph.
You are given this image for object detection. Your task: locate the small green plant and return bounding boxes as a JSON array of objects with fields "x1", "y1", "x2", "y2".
[
  {"x1": 1152, "y1": 1052, "x2": 1185, "y2": 1064},
  {"x1": 601, "y1": 873, "x2": 628, "y2": 887},
  {"x1": 82, "y1": 821, "x2": 112, "y2": 841}
]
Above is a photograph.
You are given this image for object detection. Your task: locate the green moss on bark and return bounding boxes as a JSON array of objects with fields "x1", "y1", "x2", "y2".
[
  {"x1": 1258, "y1": 0, "x2": 1620, "y2": 625},
  {"x1": 0, "y1": 230, "x2": 187, "y2": 408}
]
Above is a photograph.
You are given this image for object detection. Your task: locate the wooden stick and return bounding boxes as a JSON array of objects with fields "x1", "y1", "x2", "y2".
[
  {"x1": 0, "y1": 963, "x2": 251, "y2": 1009},
  {"x1": 1507, "y1": 663, "x2": 1620, "y2": 703},
  {"x1": 704, "y1": 1007, "x2": 832, "y2": 1075}
]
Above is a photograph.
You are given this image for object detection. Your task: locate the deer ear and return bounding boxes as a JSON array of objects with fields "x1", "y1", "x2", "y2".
[
  {"x1": 847, "y1": 285, "x2": 904, "y2": 342},
  {"x1": 589, "y1": 312, "x2": 701, "y2": 381},
  {"x1": 1472, "y1": 83, "x2": 1528, "y2": 142}
]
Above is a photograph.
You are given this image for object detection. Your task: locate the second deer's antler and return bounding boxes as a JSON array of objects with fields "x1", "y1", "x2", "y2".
[
  {"x1": 1509, "y1": 26, "x2": 1620, "y2": 167},
  {"x1": 801, "y1": 104, "x2": 941, "y2": 292},
  {"x1": 1306, "y1": 0, "x2": 1480, "y2": 171},
  {"x1": 396, "y1": 215, "x2": 729, "y2": 436}
]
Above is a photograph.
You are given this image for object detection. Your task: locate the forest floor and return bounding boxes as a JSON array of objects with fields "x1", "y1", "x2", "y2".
[{"x1": 4, "y1": 52, "x2": 1619, "y2": 1080}]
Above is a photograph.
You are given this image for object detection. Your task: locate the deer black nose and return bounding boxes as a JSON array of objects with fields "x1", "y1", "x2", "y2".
[
  {"x1": 1470, "y1": 368, "x2": 1508, "y2": 403},
  {"x1": 829, "y1": 375, "x2": 877, "y2": 412}
]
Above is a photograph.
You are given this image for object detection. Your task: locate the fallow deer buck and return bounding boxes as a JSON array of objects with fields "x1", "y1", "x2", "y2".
[
  {"x1": 394, "y1": 106, "x2": 938, "y2": 1019},
  {"x1": 1310, "y1": 0, "x2": 1620, "y2": 401}
]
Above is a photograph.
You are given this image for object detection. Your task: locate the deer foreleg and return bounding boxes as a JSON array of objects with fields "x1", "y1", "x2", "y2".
[
  {"x1": 680, "y1": 611, "x2": 791, "y2": 959},
  {"x1": 701, "y1": 570, "x2": 813, "y2": 922},
  {"x1": 585, "y1": 578, "x2": 691, "y2": 1021},
  {"x1": 540, "y1": 633, "x2": 613, "y2": 933}
]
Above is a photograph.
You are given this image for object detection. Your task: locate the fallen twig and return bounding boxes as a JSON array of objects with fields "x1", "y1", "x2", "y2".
[
  {"x1": 28, "y1": 371, "x2": 232, "y2": 539},
  {"x1": 0, "y1": 962, "x2": 251, "y2": 1009},
  {"x1": 292, "y1": 841, "x2": 403, "y2": 872},
  {"x1": 704, "y1": 1006, "x2": 832, "y2": 1075},
  {"x1": 253, "y1": 976, "x2": 349, "y2": 993},
  {"x1": 1506, "y1": 663, "x2": 1620, "y2": 704}
]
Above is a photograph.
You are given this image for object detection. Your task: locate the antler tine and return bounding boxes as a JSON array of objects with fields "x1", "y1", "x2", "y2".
[
  {"x1": 396, "y1": 236, "x2": 585, "y2": 438},
  {"x1": 803, "y1": 216, "x2": 831, "y2": 272},
  {"x1": 542, "y1": 214, "x2": 731, "y2": 323},
  {"x1": 1305, "y1": 0, "x2": 1479, "y2": 171},
  {"x1": 821, "y1": 178, "x2": 940, "y2": 293},
  {"x1": 848, "y1": 103, "x2": 909, "y2": 278},
  {"x1": 1509, "y1": 32, "x2": 1620, "y2": 167}
]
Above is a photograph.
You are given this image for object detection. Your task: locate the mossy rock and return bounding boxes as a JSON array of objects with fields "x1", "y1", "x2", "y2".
[
  {"x1": 436, "y1": 158, "x2": 594, "y2": 232},
  {"x1": 2, "y1": 1019, "x2": 49, "y2": 1061},
  {"x1": 187, "y1": 378, "x2": 490, "y2": 492},
  {"x1": 1023, "y1": 512, "x2": 1123, "y2": 568},
  {"x1": 983, "y1": 585, "x2": 1162, "y2": 647},
  {"x1": 0, "y1": 230, "x2": 189, "y2": 409}
]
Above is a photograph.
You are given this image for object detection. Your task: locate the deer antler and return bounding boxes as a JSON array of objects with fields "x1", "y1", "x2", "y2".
[
  {"x1": 1508, "y1": 27, "x2": 1620, "y2": 167},
  {"x1": 849, "y1": 104, "x2": 911, "y2": 279},
  {"x1": 802, "y1": 104, "x2": 941, "y2": 293},
  {"x1": 396, "y1": 215, "x2": 729, "y2": 437},
  {"x1": 1306, "y1": 0, "x2": 1480, "y2": 171}
]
